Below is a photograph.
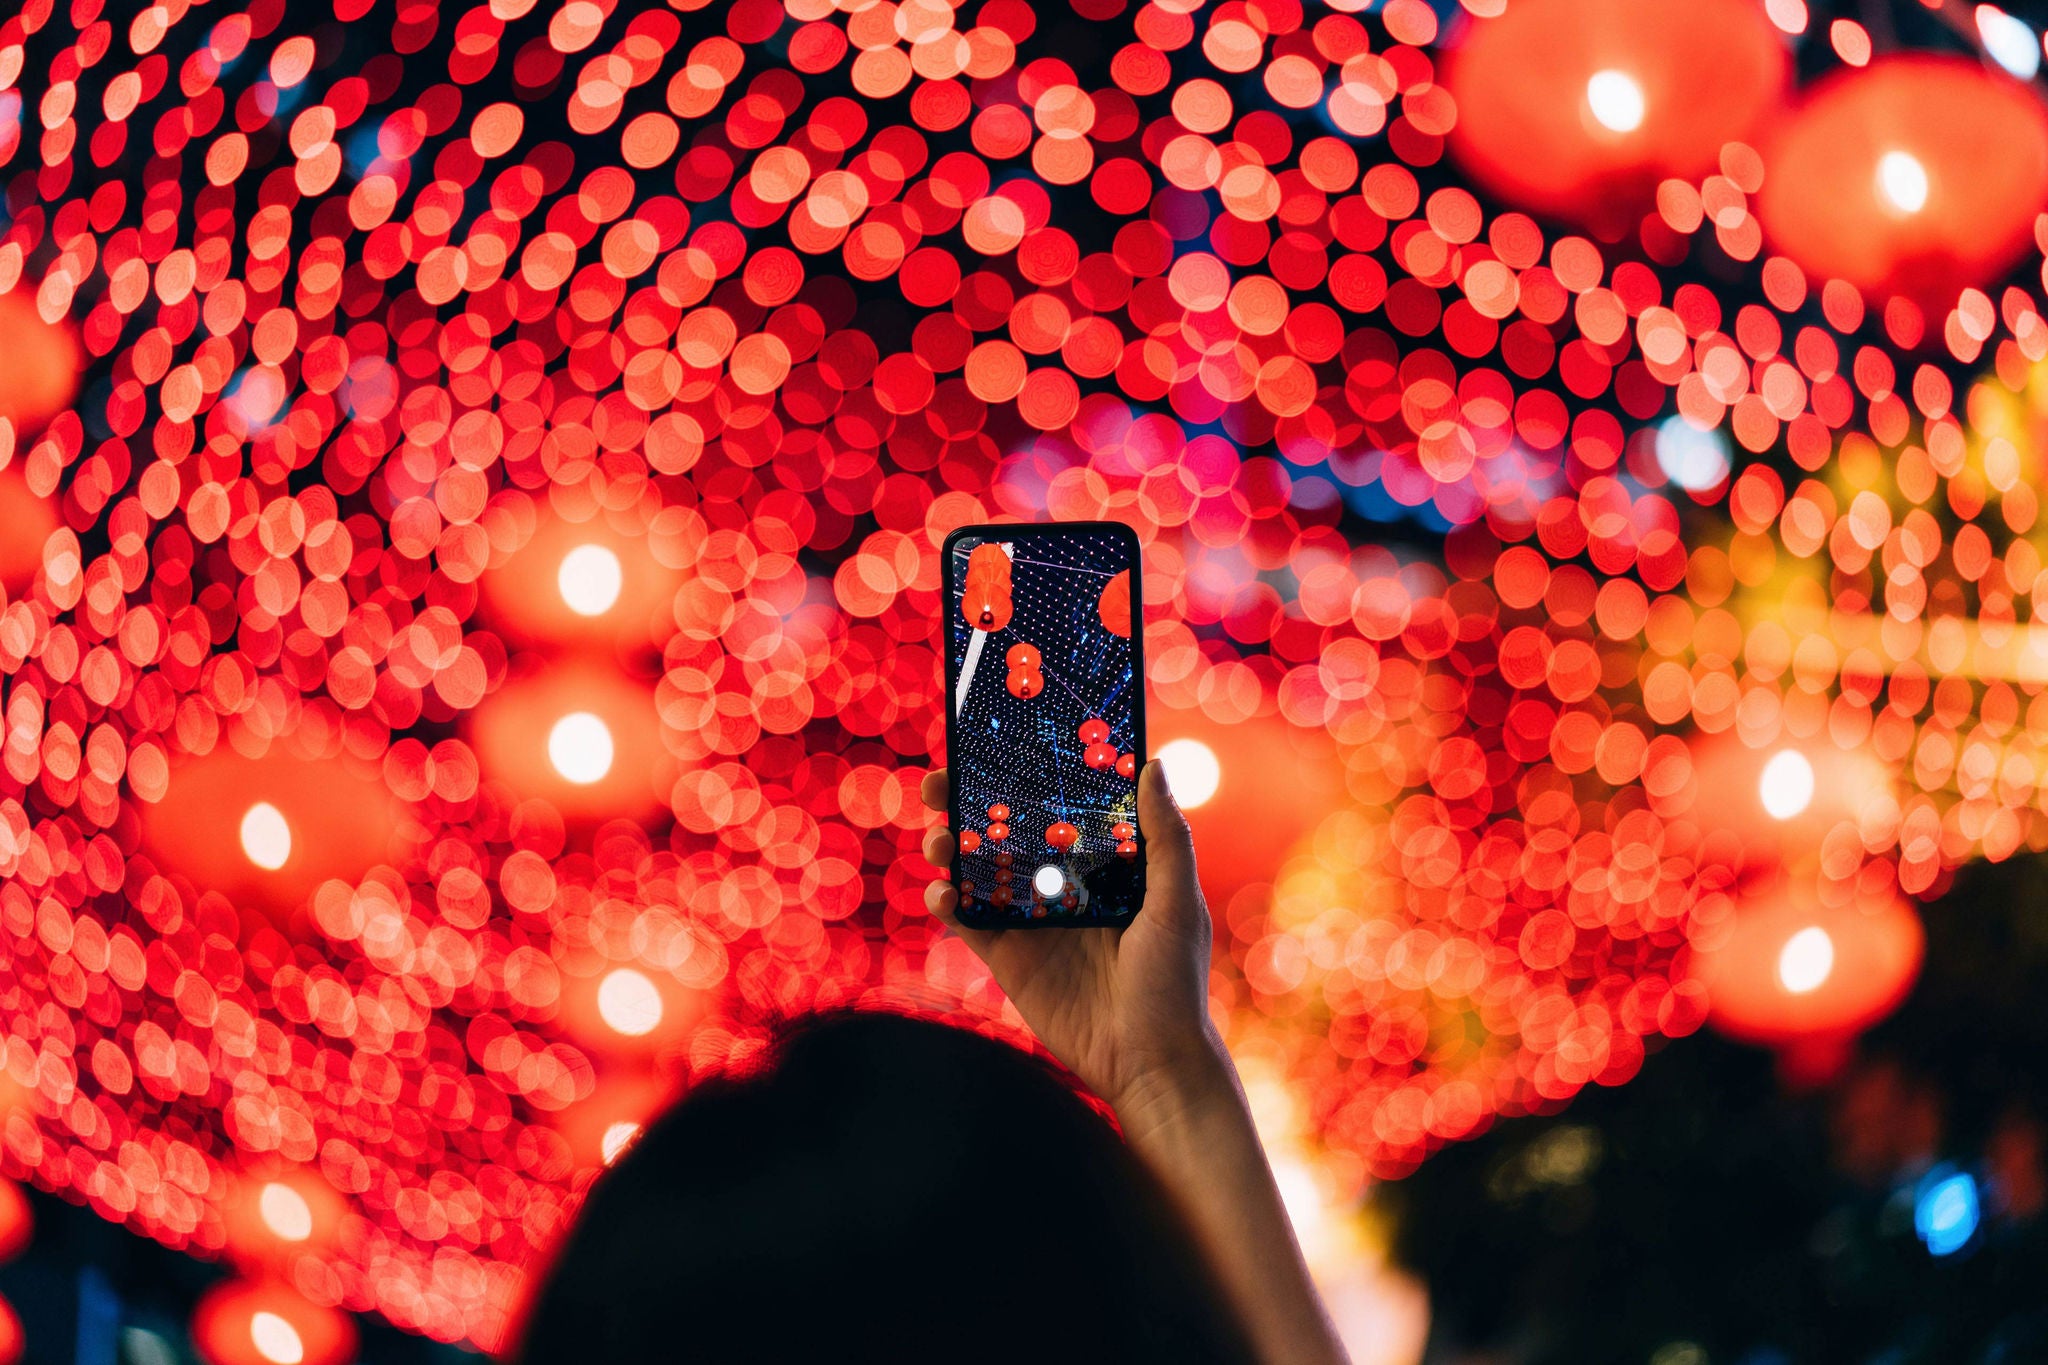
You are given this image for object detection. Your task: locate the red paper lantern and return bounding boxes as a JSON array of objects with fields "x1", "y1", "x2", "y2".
[
  {"x1": 0, "y1": 1294, "x2": 18, "y2": 1365},
  {"x1": 477, "y1": 511, "x2": 686, "y2": 650},
  {"x1": 1154, "y1": 703, "x2": 1345, "y2": 900},
  {"x1": 1444, "y1": 0, "x2": 1787, "y2": 225},
  {"x1": 467, "y1": 661, "x2": 666, "y2": 824},
  {"x1": 192, "y1": 1280, "x2": 355, "y2": 1365},
  {"x1": 1083, "y1": 742, "x2": 1117, "y2": 769},
  {"x1": 962, "y1": 543, "x2": 1014, "y2": 632},
  {"x1": 224, "y1": 1167, "x2": 349, "y2": 1266},
  {"x1": 0, "y1": 287, "x2": 83, "y2": 430},
  {"x1": 1686, "y1": 735, "x2": 1894, "y2": 873},
  {"x1": 141, "y1": 750, "x2": 407, "y2": 911},
  {"x1": 1755, "y1": 56, "x2": 2048, "y2": 301},
  {"x1": 1046, "y1": 820, "x2": 1080, "y2": 849},
  {"x1": 1692, "y1": 880, "x2": 1923, "y2": 1075},
  {"x1": 0, "y1": 468, "x2": 57, "y2": 596}
]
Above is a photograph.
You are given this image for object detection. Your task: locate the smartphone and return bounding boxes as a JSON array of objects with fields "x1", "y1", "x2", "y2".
[{"x1": 941, "y1": 521, "x2": 1146, "y2": 929}]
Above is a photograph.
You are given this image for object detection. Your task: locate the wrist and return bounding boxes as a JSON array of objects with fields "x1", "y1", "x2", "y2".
[{"x1": 1108, "y1": 1031, "x2": 1242, "y2": 1159}]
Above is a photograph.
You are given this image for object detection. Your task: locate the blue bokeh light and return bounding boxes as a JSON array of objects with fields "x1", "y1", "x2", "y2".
[{"x1": 1913, "y1": 1169, "x2": 1980, "y2": 1257}]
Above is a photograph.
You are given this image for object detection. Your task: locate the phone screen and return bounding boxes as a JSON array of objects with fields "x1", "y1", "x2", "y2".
[{"x1": 942, "y1": 523, "x2": 1145, "y2": 927}]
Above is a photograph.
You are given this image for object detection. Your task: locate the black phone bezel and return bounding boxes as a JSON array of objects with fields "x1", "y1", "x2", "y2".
[{"x1": 938, "y1": 520, "x2": 1147, "y2": 931}]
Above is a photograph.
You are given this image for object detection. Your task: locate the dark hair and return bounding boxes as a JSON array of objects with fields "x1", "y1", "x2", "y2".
[{"x1": 516, "y1": 1010, "x2": 1259, "y2": 1365}]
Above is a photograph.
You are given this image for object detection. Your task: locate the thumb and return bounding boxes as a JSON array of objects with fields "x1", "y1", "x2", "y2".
[{"x1": 1137, "y1": 758, "x2": 1200, "y2": 907}]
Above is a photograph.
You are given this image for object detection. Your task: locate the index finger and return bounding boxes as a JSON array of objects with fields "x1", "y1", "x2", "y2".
[{"x1": 919, "y1": 767, "x2": 949, "y2": 813}]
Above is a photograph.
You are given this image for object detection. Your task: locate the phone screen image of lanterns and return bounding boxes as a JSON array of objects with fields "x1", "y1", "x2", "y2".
[{"x1": 950, "y1": 532, "x2": 1140, "y2": 922}]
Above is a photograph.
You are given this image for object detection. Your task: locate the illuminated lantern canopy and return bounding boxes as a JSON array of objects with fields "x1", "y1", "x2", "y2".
[
  {"x1": 192, "y1": 1280, "x2": 356, "y2": 1365},
  {"x1": 0, "y1": 469, "x2": 57, "y2": 596},
  {"x1": 0, "y1": 287, "x2": 83, "y2": 430},
  {"x1": 477, "y1": 511, "x2": 685, "y2": 651},
  {"x1": 1443, "y1": 0, "x2": 1787, "y2": 226},
  {"x1": 1755, "y1": 56, "x2": 2048, "y2": 302},
  {"x1": 141, "y1": 750, "x2": 407, "y2": 912},
  {"x1": 467, "y1": 660, "x2": 666, "y2": 824},
  {"x1": 1692, "y1": 880, "x2": 1924, "y2": 1081}
]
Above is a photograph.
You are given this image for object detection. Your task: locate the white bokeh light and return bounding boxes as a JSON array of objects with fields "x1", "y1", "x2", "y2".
[
  {"x1": 1156, "y1": 738, "x2": 1221, "y2": 809},
  {"x1": 258, "y1": 1183, "x2": 313, "y2": 1242},
  {"x1": 548, "y1": 712, "x2": 615, "y2": 785},
  {"x1": 249, "y1": 1312, "x2": 305, "y2": 1365},
  {"x1": 239, "y1": 803, "x2": 292, "y2": 871},
  {"x1": 1758, "y1": 749, "x2": 1816, "y2": 820},
  {"x1": 557, "y1": 544, "x2": 624, "y2": 617},
  {"x1": 597, "y1": 968, "x2": 663, "y2": 1036},
  {"x1": 1777, "y1": 925, "x2": 1836, "y2": 994},
  {"x1": 1656, "y1": 413, "x2": 1732, "y2": 491},
  {"x1": 1585, "y1": 69, "x2": 1646, "y2": 133},
  {"x1": 601, "y1": 1121, "x2": 642, "y2": 1165},
  {"x1": 1877, "y1": 150, "x2": 1929, "y2": 213},
  {"x1": 1977, "y1": 5, "x2": 2041, "y2": 79}
]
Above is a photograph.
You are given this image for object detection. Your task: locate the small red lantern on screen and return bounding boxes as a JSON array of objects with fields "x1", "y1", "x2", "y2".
[
  {"x1": 1046, "y1": 821, "x2": 1080, "y2": 849},
  {"x1": 191, "y1": 1279, "x2": 356, "y2": 1365},
  {"x1": 141, "y1": 750, "x2": 406, "y2": 913},
  {"x1": 0, "y1": 469, "x2": 57, "y2": 597},
  {"x1": 1692, "y1": 879, "x2": 1923, "y2": 1081},
  {"x1": 1006, "y1": 643, "x2": 1042, "y2": 670},
  {"x1": 1443, "y1": 0, "x2": 1787, "y2": 226},
  {"x1": 1755, "y1": 56, "x2": 2048, "y2": 303},
  {"x1": 1097, "y1": 570, "x2": 1132, "y2": 637},
  {"x1": 963, "y1": 543, "x2": 1014, "y2": 632},
  {"x1": 467, "y1": 660, "x2": 666, "y2": 824}
]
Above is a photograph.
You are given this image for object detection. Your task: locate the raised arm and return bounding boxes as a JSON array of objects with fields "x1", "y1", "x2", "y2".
[{"x1": 919, "y1": 760, "x2": 1349, "y2": 1365}]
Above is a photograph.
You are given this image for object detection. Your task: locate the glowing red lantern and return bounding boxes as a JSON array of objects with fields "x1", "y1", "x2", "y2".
[
  {"x1": 224, "y1": 1167, "x2": 348, "y2": 1266},
  {"x1": 1006, "y1": 668, "x2": 1043, "y2": 699},
  {"x1": 1686, "y1": 735, "x2": 1893, "y2": 874},
  {"x1": 142, "y1": 750, "x2": 406, "y2": 911},
  {"x1": 0, "y1": 1181, "x2": 29, "y2": 1262},
  {"x1": 1078, "y1": 716, "x2": 1110, "y2": 745},
  {"x1": 477, "y1": 511, "x2": 684, "y2": 649},
  {"x1": 556, "y1": 965, "x2": 708, "y2": 1060},
  {"x1": 192, "y1": 1279, "x2": 356, "y2": 1365},
  {"x1": 0, "y1": 287, "x2": 83, "y2": 430},
  {"x1": 1097, "y1": 570, "x2": 1132, "y2": 637},
  {"x1": 467, "y1": 660, "x2": 666, "y2": 824},
  {"x1": 1153, "y1": 704, "x2": 1345, "y2": 899},
  {"x1": 988, "y1": 803, "x2": 1011, "y2": 821},
  {"x1": 0, "y1": 1294, "x2": 18, "y2": 1365},
  {"x1": 962, "y1": 543, "x2": 1014, "y2": 632},
  {"x1": 553, "y1": 1073, "x2": 674, "y2": 1170},
  {"x1": 986, "y1": 821, "x2": 1011, "y2": 843},
  {"x1": 1444, "y1": 0, "x2": 1787, "y2": 225},
  {"x1": 1006, "y1": 642, "x2": 1042, "y2": 670},
  {"x1": 1046, "y1": 821, "x2": 1080, "y2": 849},
  {"x1": 1116, "y1": 753, "x2": 1136, "y2": 780},
  {"x1": 0, "y1": 469, "x2": 56, "y2": 596},
  {"x1": 958, "y1": 829, "x2": 982, "y2": 854},
  {"x1": 1692, "y1": 879, "x2": 1923, "y2": 1079},
  {"x1": 1756, "y1": 56, "x2": 2048, "y2": 301},
  {"x1": 1083, "y1": 742, "x2": 1117, "y2": 769}
]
